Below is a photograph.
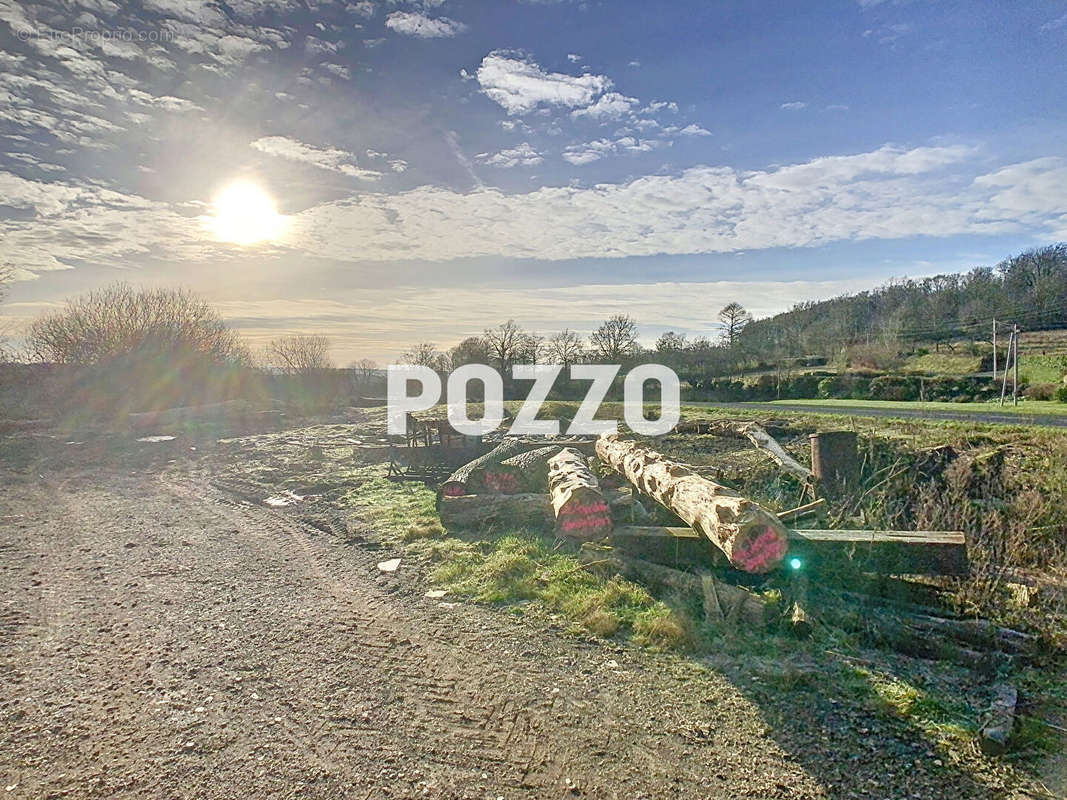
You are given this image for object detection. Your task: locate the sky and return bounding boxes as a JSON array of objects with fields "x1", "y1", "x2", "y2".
[{"x1": 1, "y1": 0, "x2": 1066, "y2": 364}]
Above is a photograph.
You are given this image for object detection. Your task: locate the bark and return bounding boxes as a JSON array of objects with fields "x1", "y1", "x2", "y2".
[
  {"x1": 596, "y1": 434, "x2": 789, "y2": 573},
  {"x1": 475, "y1": 445, "x2": 562, "y2": 494},
  {"x1": 438, "y1": 438, "x2": 527, "y2": 497},
  {"x1": 438, "y1": 493, "x2": 551, "y2": 529},
  {"x1": 788, "y1": 528, "x2": 969, "y2": 576},
  {"x1": 548, "y1": 447, "x2": 613, "y2": 539}
]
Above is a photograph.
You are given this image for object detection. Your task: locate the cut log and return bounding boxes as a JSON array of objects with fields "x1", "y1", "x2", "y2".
[
  {"x1": 438, "y1": 438, "x2": 528, "y2": 497},
  {"x1": 475, "y1": 445, "x2": 562, "y2": 494},
  {"x1": 548, "y1": 447, "x2": 613, "y2": 539},
  {"x1": 789, "y1": 528, "x2": 968, "y2": 576},
  {"x1": 596, "y1": 434, "x2": 789, "y2": 573},
  {"x1": 611, "y1": 525, "x2": 721, "y2": 567},
  {"x1": 980, "y1": 684, "x2": 1018, "y2": 755},
  {"x1": 899, "y1": 614, "x2": 1036, "y2": 655},
  {"x1": 438, "y1": 493, "x2": 551, "y2": 529}
]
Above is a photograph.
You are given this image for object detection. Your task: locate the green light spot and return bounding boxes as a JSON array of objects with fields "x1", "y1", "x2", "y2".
[{"x1": 789, "y1": 557, "x2": 803, "y2": 570}]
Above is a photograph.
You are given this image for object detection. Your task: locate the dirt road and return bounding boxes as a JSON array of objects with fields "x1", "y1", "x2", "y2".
[{"x1": 0, "y1": 455, "x2": 1021, "y2": 798}]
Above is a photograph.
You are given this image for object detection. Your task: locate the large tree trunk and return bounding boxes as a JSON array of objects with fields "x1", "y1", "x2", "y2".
[
  {"x1": 548, "y1": 447, "x2": 613, "y2": 539},
  {"x1": 475, "y1": 445, "x2": 562, "y2": 494},
  {"x1": 596, "y1": 433, "x2": 789, "y2": 573},
  {"x1": 438, "y1": 493, "x2": 551, "y2": 529},
  {"x1": 438, "y1": 438, "x2": 527, "y2": 497}
]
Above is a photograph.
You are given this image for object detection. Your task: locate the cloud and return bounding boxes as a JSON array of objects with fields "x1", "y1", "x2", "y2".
[
  {"x1": 678, "y1": 124, "x2": 711, "y2": 136},
  {"x1": 780, "y1": 101, "x2": 807, "y2": 111},
  {"x1": 385, "y1": 11, "x2": 467, "y2": 37},
  {"x1": 475, "y1": 51, "x2": 612, "y2": 115},
  {"x1": 348, "y1": 0, "x2": 375, "y2": 16},
  {"x1": 570, "y1": 91, "x2": 639, "y2": 120},
  {"x1": 250, "y1": 136, "x2": 382, "y2": 179},
  {"x1": 567, "y1": 53, "x2": 582, "y2": 63},
  {"x1": 1040, "y1": 13, "x2": 1067, "y2": 32},
  {"x1": 475, "y1": 142, "x2": 543, "y2": 168},
  {"x1": 6, "y1": 147, "x2": 1067, "y2": 282},
  {"x1": 562, "y1": 135, "x2": 667, "y2": 164}
]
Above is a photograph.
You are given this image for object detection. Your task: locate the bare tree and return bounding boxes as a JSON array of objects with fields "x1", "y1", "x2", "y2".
[
  {"x1": 718, "y1": 302, "x2": 751, "y2": 347},
  {"x1": 448, "y1": 336, "x2": 490, "y2": 369},
  {"x1": 484, "y1": 320, "x2": 529, "y2": 371},
  {"x1": 546, "y1": 329, "x2": 585, "y2": 368},
  {"x1": 265, "y1": 335, "x2": 333, "y2": 374},
  {"x1": 27, "y1": 282, "x2": 249, "y2": 365},
  {"x1": 589, "y1": 314, "x2": 639, "y2": 362},
  {"x1": 351, "y1": 358, "x2": 378, "y2": 382},
  {"x1": 402, "y1": 342, "x2": 441, "y2": 368}
]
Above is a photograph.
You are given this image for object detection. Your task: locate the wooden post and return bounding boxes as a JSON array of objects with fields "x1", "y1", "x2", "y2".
[
  {"x1": 596, "y1": 434, "x2": 789, "y2": 573},
  {"x1": 808, "y1": 431, "x2": 859, "y2": 495},
  {"x1": 1013, "y1": 324, "x2": 1019, "y2": 407}
]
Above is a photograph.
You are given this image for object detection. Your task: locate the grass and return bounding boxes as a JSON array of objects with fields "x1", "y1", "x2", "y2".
[
  {"x1": 905, "y1": 352, "x2": 985, "y2": 375},
  {"x1": 740, "y1": 397, "x2": 1067, "y2": 416},
  {"x1": 1020, "y1": 354, "x2": 1067, "y2": 385},
  {"x1": 340, "y1": 468, "x2": 693, "y2": 649}
]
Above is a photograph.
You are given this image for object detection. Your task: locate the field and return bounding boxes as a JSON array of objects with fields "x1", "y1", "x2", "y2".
[
  {"x1": 755, "y1": 398, "x2": 1067, "y2": 417},
  {"x1": 2, "y1": 403, "x2": 1065, "y2": 798}
]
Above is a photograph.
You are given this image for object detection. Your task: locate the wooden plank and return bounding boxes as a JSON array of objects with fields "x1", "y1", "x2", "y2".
[{"x1": 611, "y1": 525, "x2": 969, "y2": 575}]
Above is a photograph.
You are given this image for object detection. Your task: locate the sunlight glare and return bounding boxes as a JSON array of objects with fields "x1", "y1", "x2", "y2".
[{"x1": 210, "y1": 181, "x2": 284, "y2": 245}]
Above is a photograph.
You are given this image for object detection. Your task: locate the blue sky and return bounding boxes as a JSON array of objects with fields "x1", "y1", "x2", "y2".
[{"x1": 1, "y1": 0, "x2": 1066, "y2": 362}]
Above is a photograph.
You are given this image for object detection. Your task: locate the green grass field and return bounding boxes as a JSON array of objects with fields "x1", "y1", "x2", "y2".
[{"x1": 745, "y1": 398, "x2": 1067, "y2": 416}]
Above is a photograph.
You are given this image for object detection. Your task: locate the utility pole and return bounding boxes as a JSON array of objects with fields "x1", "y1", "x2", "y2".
[
  {"x1": 1000, "y1": 326, "x2": 1014, "y2": 407},
  {"x1": 992, "y1": 319, "x2": 997, "y2": 384},
  {"x1": 1013, "y1": 324, "x2": 1020, "y2": 407}
]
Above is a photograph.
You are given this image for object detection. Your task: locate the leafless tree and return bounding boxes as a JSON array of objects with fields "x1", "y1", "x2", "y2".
[
  {"x1": 27, "y1": 282, "x2": 249, "y2": 365},
  {"x1": 589, "y1": 314, "x2": 639, "y2": 362},
  {"x1": 546, "y1": 328, "x2": 585, "y2": 368},
  {"x1": 402, "y1": 341, "x2": 441, "y2": 368},
  {"x1": 351, "y1": 358, "x2": 378, "y2": 381},
  {"x1": 448, "y1": 336, "x2": 490, "y2": 369},
  {"x1": 484, "y1": 320, "x2": 530, "y2": 371},
  {"x1": 265, "y1": 335, "x2": 333, "y2": 374},
  {"x1": 718, "y1": 302, "x2": 751, "y2": 347}
]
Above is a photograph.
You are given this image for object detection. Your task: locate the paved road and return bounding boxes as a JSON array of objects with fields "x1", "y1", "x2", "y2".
[{"x1": 686, "y1": 401, "x2": 1067, "y2": 429}]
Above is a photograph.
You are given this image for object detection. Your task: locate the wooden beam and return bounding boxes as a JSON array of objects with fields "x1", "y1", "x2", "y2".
[
  {"x1": 610, "y1": 525, "x2": 969, "y2": 576},
  {"x1": 776, "y1": 498, "x2": 826, "y2": 523}
]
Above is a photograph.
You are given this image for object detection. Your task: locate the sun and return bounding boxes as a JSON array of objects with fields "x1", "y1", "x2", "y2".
[{"x1": 209, "y1": 181, "x2": 284, "y2": 245}]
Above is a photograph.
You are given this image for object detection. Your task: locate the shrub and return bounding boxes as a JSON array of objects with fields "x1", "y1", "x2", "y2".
[
  {"x1": 1056, "y1": 385, "x2": 1067, "y2": 404},
  {"x1": 1024, "y1": 383, "x2": 1058, "y2": 401},
  {"x1": 868, "y1": 375, "x2": 921, "y2": 401}
]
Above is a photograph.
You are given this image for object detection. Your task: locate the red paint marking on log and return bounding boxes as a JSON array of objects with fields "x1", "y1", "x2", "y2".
[
  {"x1": 566, "y1": 502, "x2": 609, "y2": 515},
  {"x1": 733, "y1": 527, "x2": 788, "y2": 572},
  {"x1": 441, "y1": 484, "x2": 465, "y2": 497},
  {"x1": 559, "y1": 516, "x2": 613, "y2": 532}
]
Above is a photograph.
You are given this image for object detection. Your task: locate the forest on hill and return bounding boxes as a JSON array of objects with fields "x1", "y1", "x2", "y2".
[{"x1": 737, "y1": 243, "x2": 1067, "y2": 361}]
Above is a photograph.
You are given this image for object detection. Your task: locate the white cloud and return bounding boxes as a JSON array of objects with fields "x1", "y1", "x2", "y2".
[
  {"x1": 570, "y1": 91, "x2": 639, "y2": 120},
  {"x1": 562, "y1": 135, "x2": 666, "y2": 164},
  {"x1": 476, "y1": 142, "x2": 543, "y2": 168},
  {"x1": 250, "y1": 136, "x2": 382, "y2": 179},
  {"x1": 1040, "y1": 13, "x2": 1067, "y2": 32},
  {"x1": 6, "y1": 147, "x2": 1067, "y2": 282},
  {"x1": 678, "y1": 123, "x2": 711, "y2": 136},
  {"x1": 780, "y1": 101, "x2": 807, "y2": 111},
  {"x1": 475, "y1": 51, "x2": 612, "y2": 115},
  {"x1": 385, "y1": 11, "x2": 466, "y2": 37},
  {"x1": 567, "y1": 53, "x2": 582, "y2": 63}
]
